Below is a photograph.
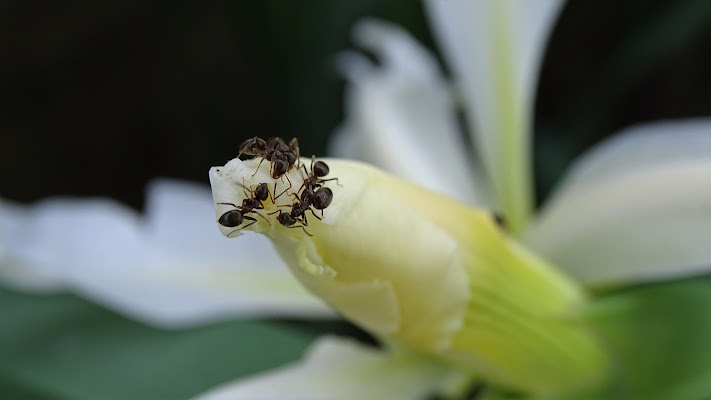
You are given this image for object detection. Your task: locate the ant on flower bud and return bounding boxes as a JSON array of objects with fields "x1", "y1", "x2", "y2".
[
  {"x1": 217, "y1": 182, "x2": 271, "y2": 237},
  {"x1": 237, "y1": 136, "x2": 301, "y2": 197},
  {"x1": 237, "y1": 137, "x2": 300, "y2": 179}
]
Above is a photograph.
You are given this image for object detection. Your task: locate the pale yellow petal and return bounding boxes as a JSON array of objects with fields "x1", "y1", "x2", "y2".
[{"x1": 210, "y1": 157, "x2": 607, "y2": 395}]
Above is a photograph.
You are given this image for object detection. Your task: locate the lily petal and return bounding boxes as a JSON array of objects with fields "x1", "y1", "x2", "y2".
[
  {"x1": 0, "y1": 179, "x2": 332, "y2": 327},
  {"x1": 194, "y1": 336, "x2": 451, "y2": 400},
  {"x1": 525, "y1": 119, "x2": 711, "y2": 286},
  {"x1": 330, "y1": 18, "x2": 490, "y2": 207},
  {"x1": 424, "y1": 0, "x2": 566, "y2": 233}
]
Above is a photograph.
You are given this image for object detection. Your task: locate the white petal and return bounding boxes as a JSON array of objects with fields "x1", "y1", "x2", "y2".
[
  {"x1": 332, "y1": 18, "x2": 490, "y2": 207},
  {"x1": 194, "y1": 336, "x2": 451, "y2": 400},
  {"x1": 0, "y1": 198, "x2": 131, "y2": 292},
  {"x1": 425, "y1": 0, "x2": 565, "y2": 230},
  {"x1": 525, "y1": 119, "x2": 711, "y2": 285},
  {"x1": 0, "y1": 179, "x2": 332, "y2": 327}
]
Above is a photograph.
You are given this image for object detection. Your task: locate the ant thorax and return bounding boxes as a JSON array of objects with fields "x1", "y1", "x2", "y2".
[{"x1": 209, "y1": 156, "x2": 347, "y2": 238}]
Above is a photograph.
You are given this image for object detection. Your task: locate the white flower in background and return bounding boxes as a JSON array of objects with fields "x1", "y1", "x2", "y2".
[
  {"x1": 330, "y1": 2, "x2": 711, "y2": 286},
  {"x1": 0, "y1": 179, "x2": 332, "y2": 328}
]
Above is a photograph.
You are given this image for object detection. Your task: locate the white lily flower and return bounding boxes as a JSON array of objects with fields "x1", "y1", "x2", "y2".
[
  {"x1": 202, "y1": 1, "x2": 711, "y2": 398},
  {"x1": 2, "y1": 0, "x2": 709, "y2": 398},
  {"x1": 333, "y1": 9, "x2": 711, "y2": 288}
]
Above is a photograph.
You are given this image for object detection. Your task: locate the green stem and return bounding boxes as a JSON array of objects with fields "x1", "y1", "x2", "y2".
[{"x1": 490, "y1": 1, "x2": 533, "y2": 235}]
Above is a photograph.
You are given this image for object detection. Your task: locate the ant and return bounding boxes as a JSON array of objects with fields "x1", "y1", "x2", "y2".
[
  {"x1": 294, "y1": 157, "x2": 339, "y2": 217},
  {"x1": 217, "y1": 182, "x2": 271, "y2": 237},
  {"x1": 237, "y1": 137, "x2": 300, "y2": 180},
  {"x1": 270, "y1": 209, "x2": 313, "y2": 237},
  {"x1": 237, "y1": 136, "x2": 301, "y2": 199},
  {"x1": 268, "y1": 188, "x2": 325, "y2": 236},
  {"x1": 298, "y1": 156, "x2": 341, "y2": 194}
]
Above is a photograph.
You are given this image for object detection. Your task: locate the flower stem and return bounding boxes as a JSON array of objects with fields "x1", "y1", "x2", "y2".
[{"x1": 490, "y1": 1, "x2": 533, "y2": 235}]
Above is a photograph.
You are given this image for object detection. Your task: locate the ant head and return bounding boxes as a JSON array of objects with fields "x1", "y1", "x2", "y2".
[
  {"x1": 313, "y1": 187, "x2": 333, "y2": 210},
  {"x1": 313, "y1": 161, "x2": 329, "y2": 177},
  {"x1": 218, "y1": 209, "x2": 244, "y2": 227},
  {"x1": 277, "y1": 211, "x2": 296, "y2": 226},
  {"x1": 272, "y1": 159, "x2": 289, "y2": 178},
  {"x1": 254, "y1": 182, "x2": 270, "y2": 201},
  {"x1": 284, "y1": 150, "x2": 297, "y2": 167}
]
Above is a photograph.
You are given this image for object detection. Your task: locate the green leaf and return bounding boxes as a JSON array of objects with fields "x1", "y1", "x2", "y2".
[
  {"x1": 0, "y1": 286, "x2": 319, "y2": 400},
  {"x1": 581, "y1": 281, "x2": 711, "y2": 400}
]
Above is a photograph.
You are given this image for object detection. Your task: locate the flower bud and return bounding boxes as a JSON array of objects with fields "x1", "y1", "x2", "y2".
[{"x1": 210, "y1": 157, "x2": 606, "y2": 395}]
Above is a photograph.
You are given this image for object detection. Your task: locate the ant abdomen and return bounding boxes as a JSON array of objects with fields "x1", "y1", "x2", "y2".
[
  {"x1": 313, "y1": 187, "x2": 333, "y2": 210},
  {"x1": 218, "y1": 209, "x2": 244, "y2": 227},
  {"x1": 277, "y1": 211, "x2": 296, "y2": 226},
  {"x1": 254, "y1": 183, "x2": 270, "y2": 202}
]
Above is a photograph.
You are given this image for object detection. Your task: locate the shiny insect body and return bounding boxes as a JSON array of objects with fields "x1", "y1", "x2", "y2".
[
  {"x1": 237, "y1": 136, "x2": 300, "y2": 179},
  {"x1": 217, "y1": 182, "x2": 270, "y2": 236}
]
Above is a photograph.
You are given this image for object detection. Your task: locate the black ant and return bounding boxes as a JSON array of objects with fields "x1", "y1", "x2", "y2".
[
  {"x1": 237, "y1": 137, "x2": 300, "y2": 179},
  {"x1": 237, "y1": 137, "x2": 301, "y2": 199},
  {"x1": 294, "y1": 157, "x2": 339, "y2": 217},
  {"x1": 298, "y1": 156, "x2": 341, "y2": 194},
  {"x1": 268, "y1": 188, "x2": 325, "y2": 236},
  {"x1": 270, "y1": 209, "x2": 313, "y2": 237},
  {"x1": 217, "y1": 182, "x2": 271, "y2": 237}
]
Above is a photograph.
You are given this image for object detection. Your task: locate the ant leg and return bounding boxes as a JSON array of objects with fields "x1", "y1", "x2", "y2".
[
  {"x1": 226, "y1": 216, "x2": 256, "y2": 237},
  {"x1": 308, "y1": 208, "x2": 322, "y2": 221},
  {"x1": 284, "y1": 173, "x2": 293, "y2": 194},
  {"x1": 320, "y1": 177, "x2": 343, "y2": 187},
  {"x1": 289, "y1": 138, "x2": 300, "y2": 168},
  {"x1": 240, "y1": 177, "x2": 251, "y2": 198},
  {"x1": 236, "y1": 138, "x2": 252, "y2": 159},
  {"x1": 238, "y1": 216, "x2": 258, "y2": 231},
  {"x1": 274, "y1": 175, "x2": 292, "y2": 201},
  {"x1": 217, "y1": 202, "x2": 238, "y2": 207},
  {"x1": 251, "y1": 157, "x2": 266, "y2": 177},
  {"x1": 252, "y1": 211, "x2": 270, "y2": 225},
  {"x1": 288, "y1": 224, "x2": 313, "y2": 237}
]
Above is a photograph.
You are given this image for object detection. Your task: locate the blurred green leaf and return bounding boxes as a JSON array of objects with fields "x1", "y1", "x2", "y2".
[
  {"x1": 0, "y1": 287, "x2": 318, "y2": 400},
  {"x1": 580, "y1": 281, "x2": 711, "y2": 400}
]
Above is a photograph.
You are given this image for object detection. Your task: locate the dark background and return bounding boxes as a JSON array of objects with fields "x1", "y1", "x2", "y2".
[{"x1": 2, "y1": 0, "x2": 711, "y2": 208}]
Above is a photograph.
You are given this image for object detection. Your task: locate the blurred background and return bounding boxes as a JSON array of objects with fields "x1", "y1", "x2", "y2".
[
  {"x1": 1, "y1": 1, "x2": 711, "y2": 399},
  {"x1": 2, "y1": 0, "x2": 711, "y2": 208}
]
